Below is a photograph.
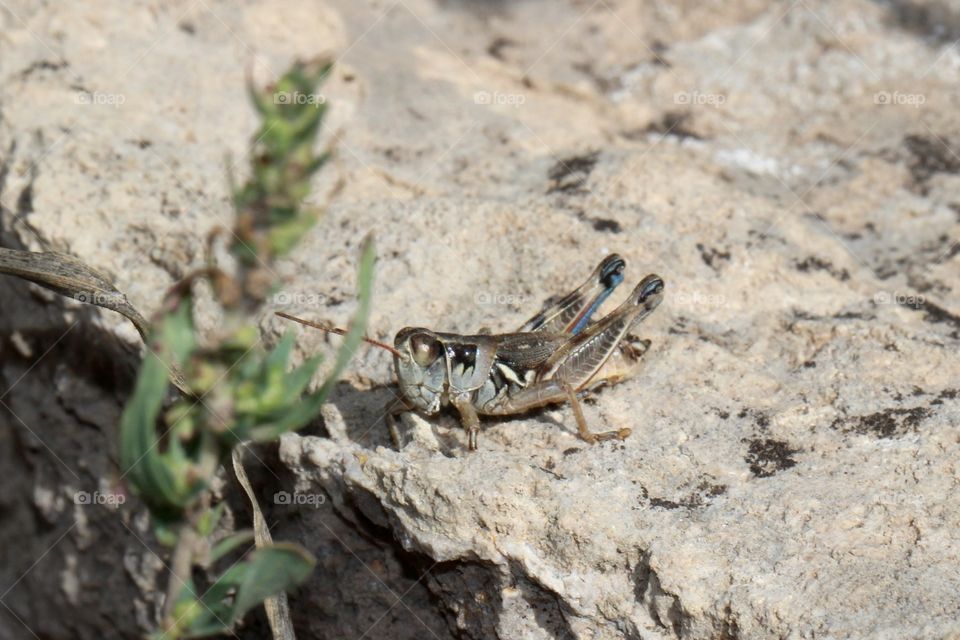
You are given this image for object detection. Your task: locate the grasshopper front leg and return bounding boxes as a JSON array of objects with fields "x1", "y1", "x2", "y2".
[
  {"x1": 385, "y1": 396, "x2": 411, "y2": 448},
  {"x1": 389, "y1": 392, "x2": 481, "y2": 450},
  {"x1": 451, "y1": 394, "x2": 481, "y2": 451}
]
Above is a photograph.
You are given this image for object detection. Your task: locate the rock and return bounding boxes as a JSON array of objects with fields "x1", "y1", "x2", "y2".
[{"x1": 1, "y1": 0, "x2": 959, "y2": 638}]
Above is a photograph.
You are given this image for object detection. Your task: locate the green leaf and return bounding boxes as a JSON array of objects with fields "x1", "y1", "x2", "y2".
[
  {"x1": 303, "y1": 150, "x2": 332, "y2": 177},
  {"x1": 209, "y1": 530, "x2": 255, "y2": 563},
  {"x1": 247, "y1": 236, "x2": 376, "y2": 441},
  {"x1": 120, "y1": 349, "x2": 181, "y2": 518},
  {"x1": 246, "y1": 394, "x2": 322, "y2": 442},
  {"x1": 149, "y1": 575, "x2": 202, "y2": 640},
  {"x1": 228, "y1": 544, "x2": 314, "y2": 624},
  {"x1": 314, "y1": 234, "x2": 376, "y2": 401},
  {"x1": 267, "y1": 213, "x2": 319, "y2": 257},
  {"x1": 282, "y1": 355, "x2": 322, "y2": 401},
  {"x1": 263, "y1": 332, "x2": 295, "y2": 374},
  {"x1": 180, "y1": 543, "x2": 315, "y2": 638},
  {"x1": 161, "y1": 298, "x2": 197, "y2": 366},
  {"x1": 153, "y1": 520, "x2": 180, "y2": 548},
  {"x1": 120, "y1": 300, "x2": 203, "y2": 521},
  {"x1": 229, "y1": 239, "x2": 260, "y2": 266},
  {"x1": 171, "y1": 575, "x2": 201, "y2": 620},
  {"x1": 196, "y1": 502, "x2": 226, "y2": 538}
]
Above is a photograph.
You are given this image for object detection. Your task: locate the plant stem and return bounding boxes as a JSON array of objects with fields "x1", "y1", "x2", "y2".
[{"x1": 162, "y1": 521, "x2": 199, "y2": 630}]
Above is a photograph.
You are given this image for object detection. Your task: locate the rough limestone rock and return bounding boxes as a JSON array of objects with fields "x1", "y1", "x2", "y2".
[{"x1": 1, "y1": 0, "x2": 959, "y2": 638}]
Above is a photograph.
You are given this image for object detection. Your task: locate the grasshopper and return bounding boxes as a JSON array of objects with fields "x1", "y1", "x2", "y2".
[{"x1": 278, "y1": 254, "x2": 664, "y2": 450}]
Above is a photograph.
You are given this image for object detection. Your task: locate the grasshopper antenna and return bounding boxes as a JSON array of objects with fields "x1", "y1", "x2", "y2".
[{"x1": 275, "y1": 311, "x2": 403, "y2": 358}]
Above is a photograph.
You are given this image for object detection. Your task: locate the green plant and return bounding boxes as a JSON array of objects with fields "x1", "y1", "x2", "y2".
[
  {"x1": 121, "y1": 59, "x2": 372, "y2": 640},
  {"x1": 0, "y1": 59, "x2": 369, "y2": 639}
]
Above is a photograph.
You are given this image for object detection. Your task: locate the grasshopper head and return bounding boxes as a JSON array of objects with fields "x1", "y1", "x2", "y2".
[{"x1": 393, "y1": 327, "x2": 447, "y2": 414}]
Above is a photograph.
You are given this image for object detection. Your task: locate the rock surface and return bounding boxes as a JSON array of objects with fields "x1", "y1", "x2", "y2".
[{"x1": 2, "y1": 0, "x2": 959, "y2": 638}]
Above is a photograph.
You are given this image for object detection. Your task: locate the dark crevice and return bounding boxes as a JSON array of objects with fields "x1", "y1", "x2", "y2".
[
  {"x1": 899, "y1": 297, "x2": 960, "y2": 339},
  {"x1": 486, "y1": 36, "x2": 516, "y2": 60},
  {"x1": 576, "y1": 209, "x2": 622, "y2": 233},
  {"x1": 511, "y1": 563, "x2": 577, "y2": 640},
  {"x1": 264, "y1": 474, "x2": 455, "y2": 639},
  {"x1": 795, "y1": 256, "x2": 850, "y2": 281},
  {"x1": 698, "y1": 243, "x2": 731, "y2": 270},
  {"x1": 547, "y1": 151, "x2": 599, "y2": 194},
  {"x1": 633, "y1": 556, "x2": 689, "y2": 635},
  {"x1": 649, "y1": 479, "x2": 727, "y2": 510},
  {"x1": 904, "y1": 134, "x2": 960, "y2": 194},
  {"x1": 17, "y1": 59, "x2": 69, "y2": 79},
  {"x1": 879, "y1": 0, "x2": 960, "y2": 44}
]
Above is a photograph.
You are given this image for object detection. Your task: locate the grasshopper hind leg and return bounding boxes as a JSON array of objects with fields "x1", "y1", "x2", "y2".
[
  {"x1": 584, "y1": 336, "x2": 652, "y2": 392},
  {"x1": 484, "y1": 276, "x2": 663, "y2": 445},
  {"x1": 483, "y1": 378, "x2": 633, "y2": 445},
  {"x1": 519, "y1": 254, "x2": 626, "y2": 335},
  {"x1": 563, "y1": 383, "x2": 632, "y2": 443}
]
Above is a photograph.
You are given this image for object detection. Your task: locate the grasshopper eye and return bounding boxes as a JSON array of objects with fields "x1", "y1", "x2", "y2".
[{"x1": 410, "y1": 333, "x2": 443, "y2": 367}]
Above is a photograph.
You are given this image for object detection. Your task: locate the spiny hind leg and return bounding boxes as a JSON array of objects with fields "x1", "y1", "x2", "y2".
[
  {"x1": 583, "y1": 336, "x2": 652, "y2": 392},
  {"x1": 518, "y1": 254, "x2": 626, "y2": 335},
  {"x1": 492, "y1": 380, "x2": 631, "y2": 443}
]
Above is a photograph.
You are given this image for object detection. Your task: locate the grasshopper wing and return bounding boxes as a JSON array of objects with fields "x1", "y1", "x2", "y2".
[{"x1": 495, "y1": 332, "x2": 568, "y2": 370}]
